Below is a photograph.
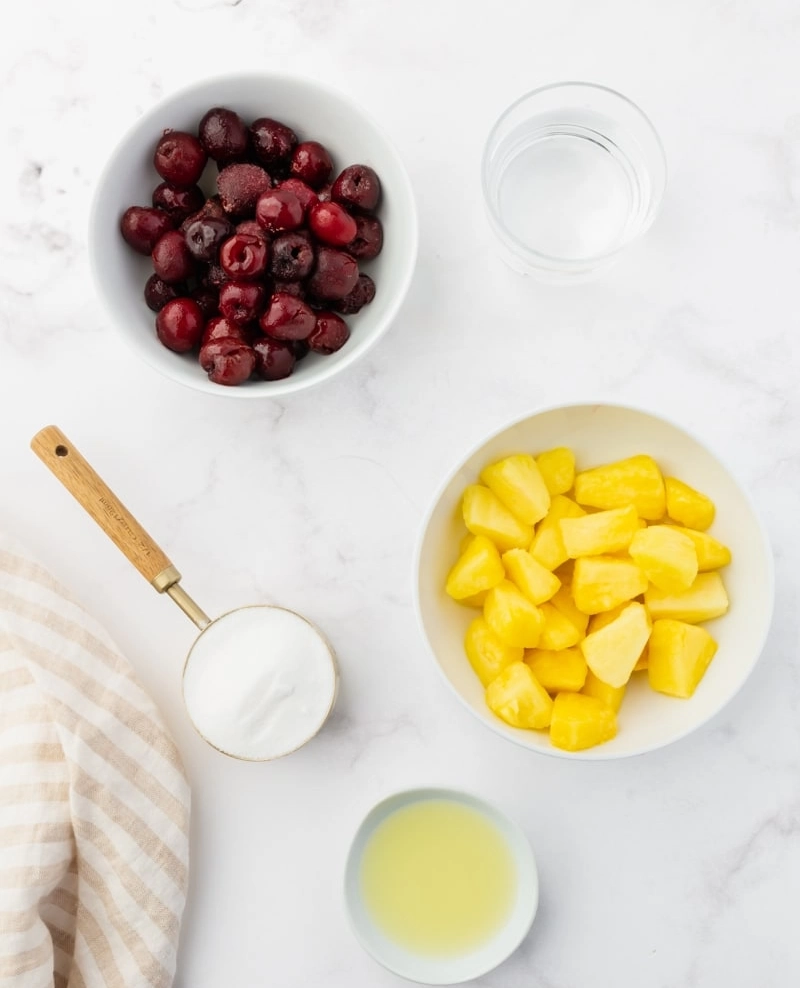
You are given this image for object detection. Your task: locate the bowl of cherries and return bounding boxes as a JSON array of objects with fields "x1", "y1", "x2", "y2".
[{"x1": 90, "y1": 73, "x2": 417, "y2": 394}]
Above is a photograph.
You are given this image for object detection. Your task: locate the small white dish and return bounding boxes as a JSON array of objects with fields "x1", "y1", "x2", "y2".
[
  {"x1": 89, "y1": 72, "x2": 417, "y2": 398},
  {"x1": 344, "y1": 787, "x2": 538, "y2": 985},
  {"x1": 414, "y1": 402, "x2": 774, "y2": 759}
]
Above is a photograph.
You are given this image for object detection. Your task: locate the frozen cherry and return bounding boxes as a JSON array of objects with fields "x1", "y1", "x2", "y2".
[
  {"x1": 269, "y1": 231, "x2": 314, "y2": 280},
  {"x1": 179, "y1": 196, "x2": 227, "y2": 234},
  {"x1": 152, "y1": 183, "x2": 205, "y2": 221},
  {"x1": 273, "y1": 279, "x2": 305, "y2": 298},
  {"x1": 202, "y1": 315, "x2": 247, "y2": 345},
  {"x1": 152, "y1": 230, "x2": 194, "y2": 283},
  {"x1": 191, "y1": 286, "x2": 220, "y2": 320},
  {"x1": 307, "y1": 248, "x2": 358, "y2": 300},
  {"x1": 347, "y1": 214, "x2": 383, "y2": 260},
  {"x1": 308, "y1": 201, "x2": 357, "y2": 247},
  {"x1": 333, "y1": 273, "x2": 376, "y2": 314},
  {"x1": 120, "y1": 206, "x2": 174, "y2": 254},
  {"x1": 259, "y1": 293, "x2": 316, "y2": 340},
  {"x1": 332, "y1": 164, "x2": 381, "y2": 212},
  {"x1": 252, "y1": 337, "x2": 296, "y2": 380},
  {"x1": 236, "y1": 219, "x2": 270, "y2": 243},
  {"x1": 217, "y1": 163, "x2": 272, "y2": 217},
  {"x1": 156, "y1": 298, "x2": 205, "y2": 352},
  {"x1": 154, "y1": 131, "x2": 207, "y2": 187},
  {"x1": 308, "y1": 311, "x2": 350, "y2": 354},
  {"x1": 250, "y1": 118, "x2": 297, "y2": 168},
  {"x1": 255, "y1": 189, "x2": 304, "y2": 233},
  {"x1": 219, "y1": 280, "x2": 267, "y2": 325},
  {"x1": 183, "y1": 216, "x2": 233, "y2": 262},
  {"x1": 204, "y1": 264, "x2": 229, "y2": 289},
  {"x1": 290, "y1": 141, "x2": 333, "y2": 189},
  {"x1": 219, "y1": 233, "x2": 269, "y2": 279},
  {"x1": 199, "y1": 107, "x2": 249, "y2": 164},
  {"x1": 277, "y1": 178, "x2": 318, "y2": 215},
  {"x1": 144, "y1": 274, "x2": 178, "y2": 312},
  {"x1": 200, "y1": 338, "x2": 256, "y2": 386}
]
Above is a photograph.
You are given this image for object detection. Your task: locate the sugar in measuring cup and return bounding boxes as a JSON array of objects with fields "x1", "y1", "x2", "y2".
[{"x1": 31, "y1": 426, "x2": 338, "y2": 761}]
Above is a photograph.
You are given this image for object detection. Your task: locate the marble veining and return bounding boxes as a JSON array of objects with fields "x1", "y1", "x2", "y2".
[{"x1": 2, "y1": 0, "x2": 800, "y2": 985}]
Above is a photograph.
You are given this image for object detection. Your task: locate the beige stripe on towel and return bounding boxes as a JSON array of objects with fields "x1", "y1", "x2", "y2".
[{"x1": 0, "y1": 533, "x2": 190, "y2": 987}]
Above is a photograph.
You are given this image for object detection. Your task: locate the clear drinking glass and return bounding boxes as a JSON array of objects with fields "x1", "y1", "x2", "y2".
[{"x1": 482, "y1": 82, "x2": 666, "y2": 282}]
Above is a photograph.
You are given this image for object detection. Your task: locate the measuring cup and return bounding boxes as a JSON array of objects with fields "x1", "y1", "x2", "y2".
[{"x1": 31, "y1": 426, "x2": 339, "y2": 762}]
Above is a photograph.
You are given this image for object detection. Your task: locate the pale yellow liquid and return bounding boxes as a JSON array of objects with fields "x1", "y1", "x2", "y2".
[{"x1": 359, "y1": 799, "x2": 517, "y2": 956}]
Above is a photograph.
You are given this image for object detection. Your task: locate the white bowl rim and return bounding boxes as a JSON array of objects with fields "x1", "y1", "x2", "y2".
[
  {"x1": 412, "y1": 399, "x2": 776, "y2": 761},
  {"x1": 88, "y1": 70, "x2": 418, "y2": 399},
  {"x1": 342, "y1": 785, "x2": 539, "y2": 984}
]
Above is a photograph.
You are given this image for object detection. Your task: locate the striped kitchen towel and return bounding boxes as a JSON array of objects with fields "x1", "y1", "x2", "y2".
[{"x1": 0, "y1": 533, "x2": 190, "y2": 987}]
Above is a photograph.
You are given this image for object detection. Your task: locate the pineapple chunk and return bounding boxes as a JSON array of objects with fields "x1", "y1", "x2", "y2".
[
  {"x1": 648, "y1": 620, "x2": 718, "y2": 698},
  {"x1": 665, "y1": 477, "x2": 715, "y2": 531},
  {"x1": 644, "y1": 572, "x2": 729, "y2": 623},
  {"x1": 484, "y1": 581, "x2": 544, "y2": 648},
  {"x1": 581, "y1": 670, "x2": 626, "y2": 712},
  {"x1": 574, "y1": 455, "x2": 666, "y2": 520},
  {"x1": 559, "y1": 504, "x2": 640, "y2": 558},
  {"x1": 550, "y1": 585, "x2": 589, "y2": 635},
  {"x1": 462, "y1": 485, "x2": 532, "y2": 551},
  {"x1": 446, "y1": 535, "x2": 505, "y2": 600},
  {"x1": 587, "y1": 603, "x2": 626, "y2": 633},
  {"x1": 671, "y1": 526, "x2": 731, "y2": 571},
  {"x1": 465, "y1": 617, "x2": 523, "y2": 686},
  {"x1": 549, "y1": 692, "x2": 617, "y2": 751},
  {"x1": 572, "y1": 556, "x2": 648, "y2": 614},
  {"x1": 530, "y1": 495, "x2": 586, "y2": 570},
  {"x1": 525, "y1": 647, "x2": 587, "y2": 693},
  {"x1": 580, "y1": 602, "x2": 652, "y2": 687},
  {"x1": 539, "y1": 603, "x2": 583, "y2": 650},
  {"x1": 535, "y1": 447, "x2": 576, "y2": 496},
  {"x1": 502, "y1": 549, "x2": 561, "y2": 605},
  {"x1": 486, "y1": 661, "x2": 553, "y2": 729},
  {"x1": 628, "y1": 525, "x2": 698, "y2": 593},
  {"x1": 480, "y1": 454, "x2": 551, "y2": 526}
]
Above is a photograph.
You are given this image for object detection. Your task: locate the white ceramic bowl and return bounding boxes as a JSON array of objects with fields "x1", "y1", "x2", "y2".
[
  {"x1": 344, "y1": 788, "x2": 538, "y2": 984},
  {"x1": 414, "y1": 403, "x2": 774, "y2": 760},
  {"x1": 89, "y1": 73, "x2": 417, "y2": 397}
]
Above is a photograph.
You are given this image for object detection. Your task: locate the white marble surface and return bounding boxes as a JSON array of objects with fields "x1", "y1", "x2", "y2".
[{"x1": 2, "y1": 0, "x2": 800, "y2": 984}]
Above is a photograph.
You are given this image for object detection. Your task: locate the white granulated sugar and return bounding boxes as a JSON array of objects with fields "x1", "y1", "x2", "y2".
[{"x1": 182, "y1": 606, "x2": 336, "y2": 760}]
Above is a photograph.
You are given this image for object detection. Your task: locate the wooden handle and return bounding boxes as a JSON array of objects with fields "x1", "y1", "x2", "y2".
[{"x1": 31, "y1": 426, "x2": 178, "y2": 589}]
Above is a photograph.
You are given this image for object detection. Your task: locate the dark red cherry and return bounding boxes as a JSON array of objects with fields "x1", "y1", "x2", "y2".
[
  {"x1": 332, "y1": 164, "x2": 381, "y2": 212},
  {"x1": 347, "y1": 214, "x2": 383, "y2": 260},
  {"x1": 259, "y1": 293, "x2": 316, "y2": 340},
  {"x1": 199, "y1": 107, "x2": 249, "y2": 164},
  {"x1": 308, "y1": 311, "x2": 350, "y2": 354},
  {"x1": 152, "y1": 230, "x2": 195, "y2": 283},
  {"x1": 307, "y1": 248, "x2": 358, "y2": 300},
  {"x1": 156, "y1": 298, "x2": 205, "y2": 352},
  {"x1": 217, "y1": 163, "x2": 272, "y2": 217},
  {"x1": 200, "y1": 338, "x2": 256, "y2": 386},
  {"x1": 153, "y1": 131, "x2": 207, "y2": 187},
  {"x1": 250, "y1": 118, "x2": 298, "y2": 168},
  {"x1": 152, "y1": 183, "x2": 205, "y2": 221},
  {"x1": 252, "y1": 337, "x2": 296, "y2": 380},
  {"x1": 120, "y1": 206, "x2": 174, "y2": 254},
  {"x1": 218, "y1": 280, "x2": 267, "y2": 325},
  {"x1": 289, "y1": 141, "x2": 333, "y2": 189},
  {"x1": 219, "y1": 233, "x2": 269, "y2": 279}
]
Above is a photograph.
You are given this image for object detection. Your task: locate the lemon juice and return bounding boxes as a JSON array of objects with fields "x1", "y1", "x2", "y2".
[{"x1": 359, "y1": 798, "x2": 517, "y2": 956}]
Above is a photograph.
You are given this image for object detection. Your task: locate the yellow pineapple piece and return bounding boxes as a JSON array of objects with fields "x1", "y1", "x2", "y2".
[
  {"x1": 581, "y1": 670, "x2": 626, "y2": 712},
  {"x1": 502, "y1": 549, "x2": 561, "y2": 605},
  {"x1": 644, "y1": 572, "x2": 729, "y2": 623},
  {"x1": 530, "y1": 495, "x2": 586, "y2": 570},
  {"x1": 572, "y1": 556, "x2": 648, "y2": 614},
  {"x1": 628, "y1": 525, "x2": 698, "y2": 593},
  {"x1": 480, "y1": 454, "x2": 551, "y2": 526},
  {"x1": 550, "y1": 584, "x2": 589, "y2": 636},
  {"x1": 484, "y1": 580, "x2": 544, "y2": 647},
  {"x1": 665, "y1": 477, "x2": 715, "y2": 531},
  {"x1": 574, "y1": 454, "x2": 666, "y2": 520},
  {"x1": 671, "y1": 526, "x2": 731, "y2": 571},
  {"x1": 464, "y1": 617, "x2": 523, "y2": 687},
  {"x1": 446, "y1": 535, "x2": 505, "y2": 600},
  {"x1": 587, "y1": 603, "x2": 626, "y2": 633},
  {"x1": 539, "y1": 602, "x2": 583, "y2": 650},
  {"x1": 458, "y1": 591, "x2": 488, "y2": 608},
  {"x1": 648, "y1": 619, "x2": 718, "y2": 698},
  {"x1": 580, "y1": 601, "x2": 652, "y2": 687},
  {"x1": 559, "y1": 504, "x2": 640, "y2": 558},
  {"x1": 525, "y1": 647, "x2": 587, "y2": 693},
  {"x1": 462, "y1": 485, "x2": 532, "y2": 551},
  {"x1": 485, "y1": 661, "x2": 553, "y2": 729},
  {"x1": 535, "y1": 447, "x2": 576, "y2": 496},
  {"x1": 549, "y1": 692, "x2": 617, "y2": 751}
]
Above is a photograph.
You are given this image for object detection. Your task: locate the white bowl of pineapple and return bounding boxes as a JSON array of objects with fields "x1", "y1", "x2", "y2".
[{"x1": 414, "y1": 403, "x2": 774, "y2": 759}]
